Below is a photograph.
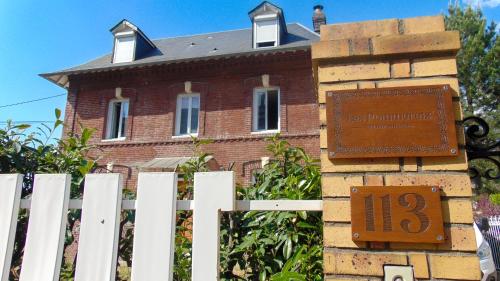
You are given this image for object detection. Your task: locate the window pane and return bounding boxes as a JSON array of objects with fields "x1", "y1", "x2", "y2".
[
  {"x1": 179, "y1": 108, "x2": 189, "y2": 135},
  {"x1": 257, "y1": 93, "x2": 266, "y2": 130},
  {"x1": 120, "y1": 102, "x2": 129, "y2": 138},
  {"x1": 181, "y1": 97, "x2": 189, "y2": 109},
  {"x1": 112, "y1": 102, "x2": 121, "y2": 138},
  {"x1": 191, "y1": 96, "x2": 200, "y2": 109},
  {"x1": 191, "y1": 107, "x2": 199, "y2": 133},
  {"x1": 267, "y1": 90, "x2": 279, "y2": 130}
]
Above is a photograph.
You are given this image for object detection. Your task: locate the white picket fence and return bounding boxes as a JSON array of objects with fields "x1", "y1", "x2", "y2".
[
  {"x1": 485, "y1": 216, "x2": 500, "y2": 270},
  {"x1": 0, "y1": 172, "x2": 322, "y2": 281}
]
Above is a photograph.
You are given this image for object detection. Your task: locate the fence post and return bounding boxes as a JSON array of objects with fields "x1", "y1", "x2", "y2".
[
  {"x1": 0, "y1": 174, "x2": 22, "y2": 281},
  {"x1": 74, "y1": 173, "x2": 123, "y2": 281},
  {"x1": 192, "y1": 171, "x2": 235, "y2": 281},
  {"x1": 19, "y1": 174, "x2": 71, "y2": 281},
  {"x1": 131, "y1": 173, "x2": 178, "y2": 281}
]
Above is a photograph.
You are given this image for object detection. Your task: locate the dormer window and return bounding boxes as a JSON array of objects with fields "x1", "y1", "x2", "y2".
[
  {"x1": 113, "y1": 33, "x2": 136, "y2": 63},
  {"x1": 254, "y1": 15, "x2": 279, "y2": 48},
  {"x1": 249, "y1": 1, "x2": 288, "y2": 49},
  {"x1": 110, "y1": 20, "x2": 156, "y2": 64}
]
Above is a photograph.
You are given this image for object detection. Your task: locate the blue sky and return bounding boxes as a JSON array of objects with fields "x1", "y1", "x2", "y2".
[{"x1": 0, "y1": 0, "x2": 498, "y2": 139}]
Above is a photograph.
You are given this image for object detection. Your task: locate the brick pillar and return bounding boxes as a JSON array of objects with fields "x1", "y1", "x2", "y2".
[{"x1": 312, "y1": 16, "x2": 481, "y2": 280}]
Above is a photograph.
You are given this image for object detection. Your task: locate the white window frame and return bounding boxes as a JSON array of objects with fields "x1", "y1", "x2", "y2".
[
  {"x1": 252, "y1": 87, "x2": 280, "y2": 133},
  {"x1": 105, "y1": 99, "x2": 129, "y2": 141},
  {"x1": 253, "y1": 14, "x2": 279, "y2": 49},
  {"x1": 113, "y1": 31, "x2": 136, "y2": 63},
  {"x1": 175, "y1": 93, "x2": 200, "y2": 137}
]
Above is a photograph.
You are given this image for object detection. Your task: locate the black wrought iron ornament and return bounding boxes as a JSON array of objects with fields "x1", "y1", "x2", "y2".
[{"x1": 464, "y1": 116, "x2": 500, "y2": 182}]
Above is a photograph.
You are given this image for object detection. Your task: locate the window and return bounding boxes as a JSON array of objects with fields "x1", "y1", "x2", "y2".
[
  {"x1": 253, "y1": 88, "x2": 279, "y2": 132},
  {"x1": 254, "y1": 18, "x2": 278, "y2": 48},
  {"x1": 106, "y1": 99, "x2": 129, "y2": 140},
  {"x1": 113, "y1": 34, "x2": 135, "y2": 63},
  {"x1": 251, "y1": 169, "x2": 262, "y2": 185},
  {"x1": 175, "y1": 94, "x2": 200, "y2": 136}
]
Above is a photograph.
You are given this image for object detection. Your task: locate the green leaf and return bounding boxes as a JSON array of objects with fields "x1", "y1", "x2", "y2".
[
  {"x1": 14, "y1": 124, "x2": 31, "y2": 130},
  {"x1": 259, "y1": 270, "x2": 267, "y2": 281},
  {"x1": 55, "y1": 108, "x2": 61, "y2": 120},
  {"x1": 296, "y1": 221, "x2": 316, "y2": 229},
  {"x1": 283, "y1": 238, "x2": 292, "y2": 259},
  {"x1": 298, "y1": 211, "x2": 307, "y2": 220}
]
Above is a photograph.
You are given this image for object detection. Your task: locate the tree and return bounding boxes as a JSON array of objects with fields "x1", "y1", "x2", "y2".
[
  {"x1": 445, "y1": 4, "x2": 500, "y2": 195},
  {"x1": 445, "y1": 4, "x2": 499, "y2": 118}
]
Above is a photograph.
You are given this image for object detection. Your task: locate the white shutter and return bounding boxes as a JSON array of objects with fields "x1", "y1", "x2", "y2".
[
  {"x1": 113, "y1": 35, "x2": 135, "y2": 63},
  {"x1": 255, "y1": 19, "x2": 277, "y2": 43}
]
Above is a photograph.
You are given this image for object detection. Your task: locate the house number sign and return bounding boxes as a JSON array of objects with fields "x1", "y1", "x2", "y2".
[
  {"x1": 350, "y1": 186, "x2": 445, "y2": 243},
  {"x1": 325, "y1": 85, "x2": 458, "y2": 159}
]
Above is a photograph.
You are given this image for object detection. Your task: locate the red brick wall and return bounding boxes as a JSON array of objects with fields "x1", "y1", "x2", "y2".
[{"x1": 65, "y1": 50, "x2": 319, "y2": 187}]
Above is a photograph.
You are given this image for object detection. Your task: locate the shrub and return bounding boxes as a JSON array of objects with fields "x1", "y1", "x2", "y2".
[
  {"x1": 176, "y1": 134, "x2": 322, "y2": 280},
  {"x1": 0, "y1": 109, "x2": 98, "y2": 279}
]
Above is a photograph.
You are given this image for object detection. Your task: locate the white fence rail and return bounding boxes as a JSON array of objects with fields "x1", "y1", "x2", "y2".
[{"x1": 0, "y1": 172, "x2": 322, "y2": 281}]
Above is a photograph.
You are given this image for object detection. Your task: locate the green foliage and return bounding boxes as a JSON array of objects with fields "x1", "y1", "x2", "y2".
[
  {"x1": 490, "y1": 193, "x2": 500, "y2": 205},
  {"x1": 220, "y1": 134, "x2": 322, "y2": 280},
  {"x1": 445, "y1": 4, "x2": 500, "y2": 195},
  {"x1": 445, "y1": 4, "x2": 499, "y2": 117},
  {"x1": 173, "y1": 135, "x2": 322, "y2": 280},
  {"x1": 0, "y1": 109, "x2": 98, "y2": 279}
]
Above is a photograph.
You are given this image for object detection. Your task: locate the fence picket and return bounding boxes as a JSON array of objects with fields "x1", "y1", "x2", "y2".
[
  {"x1": 19, "y1": 174, "x2": 70, "y2": 281},
  {"x1": 0, "y1": 174, "x2": 22, "y2": 281},
  {"x1": 192, "y1": 171, "x2": 235, "y2": 281},
  {"x1": 486, "y1": 216, "x2": 500, "y2": 269},
  {"x1": 131, "y1": 173, "x2": 178, "y2": 281},
  {"x1": 74, "y1": 174, "x2": 123, "y2": 281},
  {"x1": 2, "y1": 172, "x2": 325, "y2": 280}
]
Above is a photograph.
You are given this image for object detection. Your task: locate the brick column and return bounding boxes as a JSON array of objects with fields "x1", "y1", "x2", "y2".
[{"x1": 312, "y1": 16, "x2": 481, "y2": 280}]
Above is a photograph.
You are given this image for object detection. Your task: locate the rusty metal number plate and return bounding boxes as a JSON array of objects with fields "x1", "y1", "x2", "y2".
[
  {"x1": 325, "y1": 85, "x2": 458, "y2": 159},
  {"x1": 350, "y1": 186, "x2": 445, "y2": 243}
]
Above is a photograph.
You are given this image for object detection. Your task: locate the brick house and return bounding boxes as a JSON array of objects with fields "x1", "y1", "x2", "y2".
[{"x1": 41, "y1": 2, "x2": 323, "y2": 187}]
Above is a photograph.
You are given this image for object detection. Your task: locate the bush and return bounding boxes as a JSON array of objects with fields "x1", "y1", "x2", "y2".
[
  {"x1": 0, "y1": 109, "x2": 98, "y2": 279},
  {"x1": 176, "y1": 134, "x2": 322, "y2": 280}
]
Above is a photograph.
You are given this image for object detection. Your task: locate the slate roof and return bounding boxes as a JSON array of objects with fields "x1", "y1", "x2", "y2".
[{"x1": 41, "y1": 23, "x2": 319, "y2": 88}]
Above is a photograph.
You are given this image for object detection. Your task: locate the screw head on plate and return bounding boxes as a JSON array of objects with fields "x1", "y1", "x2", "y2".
[
  {"x1": 329, "y1": 151, "x2": 336, "y2": 157},
  {"x1": 450, "y1": 148, "x2": 457, "y2": 154},
  {"x1": 328, "y1": 92, "x2": 333, "y2": 97},
  {"x1": 353, "y1": 232, "x2": 360, "y2": 239},
  {"x1": 436, "y1": 235, "x2": 444, "y2": 241},
  {"x1": 431, "y1": 187, "x2": 438, "y2": 192},
  {"x1": 352, "y1": 187, "x2": 358, "y2": 193}
]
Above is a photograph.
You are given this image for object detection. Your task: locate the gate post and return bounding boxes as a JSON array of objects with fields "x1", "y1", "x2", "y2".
[{"x1": 312, "y1": 16, "x2": 480, "y2": 280}]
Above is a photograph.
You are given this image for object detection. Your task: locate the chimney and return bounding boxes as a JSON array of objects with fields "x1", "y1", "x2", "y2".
[{"x1": 312, "y1": 5, "x2": 326, "y2": 33}]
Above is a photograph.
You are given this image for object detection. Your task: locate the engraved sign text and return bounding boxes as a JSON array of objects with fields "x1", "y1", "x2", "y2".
[{"x1": 325, "y1": 85, "x2": 458, "y2": 159}]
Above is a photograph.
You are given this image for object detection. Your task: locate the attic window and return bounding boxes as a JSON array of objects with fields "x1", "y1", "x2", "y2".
[
  {"x1": 254, "y1": 17, "x2": 278, "y2": 48},
  {"x1": 113, "y1": 34, "x2": 136, "y2": 63}
]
